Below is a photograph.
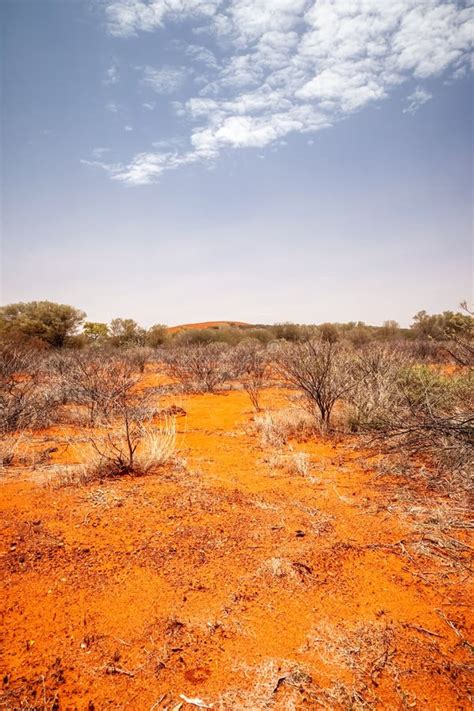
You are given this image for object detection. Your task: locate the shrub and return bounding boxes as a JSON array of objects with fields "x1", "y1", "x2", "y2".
[
  {"x1": 231, "y1": 340, "x2": 268, "y2": 411},
  {"x1": 69, "y1": 418, "x2": 177, "y2": 481},
  {"x1": 83, "y1": 321, "x2": 109, "y2": 344},
  {"x1": 347, "y1": 344, "x2": 406, "y2": 432},
  {"x1": 163, "y1": 343, "x2": 230, "y2": 393},
  {"x1": 0, "y1": 345, "x2": 59, "y2": 433},
  {"x1": 109, "y1": 318, "x2": 146, "y2": 347},
  {"x1": 273, "y1": 339, "x2": 357, "y2": 432},
  {"x1": 124, "y1": 346, "x2": 154, "y2": 373},
  {"x1": 145, "y1": 324, "x2": 168, "y2": 348},
  {"x1": 355, "y1": 358, "x2": 474, "y2": 480},
  {"x1": 0, "y1": 301, "x2": 85, "y2": 347},
  {"x1": 64, "y1": 352, "x2": 143, "y2": 425}
]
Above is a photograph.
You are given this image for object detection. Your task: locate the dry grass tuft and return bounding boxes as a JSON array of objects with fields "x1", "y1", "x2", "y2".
[
  {"x1": 218, "y1": 658, "x2": 312, "y2": 710},
  {"x1": 253, "y1": 408, "x2": 315, "y2": 448},
  {"x1": 54, "y1": 418, "x2": 177, "y2": 485}
]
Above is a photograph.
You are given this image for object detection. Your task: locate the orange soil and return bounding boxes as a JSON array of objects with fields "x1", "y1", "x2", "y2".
[
  {"x1": 167, "y1": 321, "x2": 251, "y2": 334},
  {"x1": 1, "y1": 378, "x2": 472, "y2": 710}
]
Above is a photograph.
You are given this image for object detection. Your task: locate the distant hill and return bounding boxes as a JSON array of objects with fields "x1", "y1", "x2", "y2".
[{"x1": 168, "y1": 320, "x2": 252, "y2": 334}]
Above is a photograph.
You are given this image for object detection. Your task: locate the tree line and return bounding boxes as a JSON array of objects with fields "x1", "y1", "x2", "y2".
[{"x1": 0, "y1": 299, "x2": 472, "y2": 350}]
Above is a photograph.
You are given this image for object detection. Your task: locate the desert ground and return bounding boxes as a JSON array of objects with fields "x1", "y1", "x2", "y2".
[{"x1": 1, "y1": 358, "x2": 472, "y2": 711}]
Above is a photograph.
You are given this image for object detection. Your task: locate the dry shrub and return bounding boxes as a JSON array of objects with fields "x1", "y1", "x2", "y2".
[
  {"x1": 61, "y1": 418, "x2": 177, "y2": 484},
  {"x1": 123, "y1": 346, "x2": 154, "y2": 373},
  {"x1": 299, "y1": 620, "x2": 396, "y2": 708},
  {"x1": 343, "y1": 345, "x2": 473, "y2": 487},
  {"x1": 62, "y1": 351, "x2": 143, "y2": 426},
  {"x1": 163, "y1": 343, "x2": 230, "y2": 393},
  {"x1": 230, "y1": 340, "x2": 269, "y2": 411},
  {"x1": 345, "y1": 344, "x2": 404, "y2": 432},
  {"x1": 0, "y1": 345, "x2": 61, "y2": 433},
  {"x1": 0, "y1": 431, "x2": 26, "y2": 468},
  {"x1": 359, "y1": 363, "x2": 473, "y2": 483},
  {"x1": 272, "y1": 339, "x2": 357, "y2": 432}
]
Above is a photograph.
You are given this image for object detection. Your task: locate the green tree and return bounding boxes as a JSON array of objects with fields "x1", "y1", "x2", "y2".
[
  {"x1": 83, "y1": 322, "x2": 109, "y2": 343},
  {"x1": 109, "y1": 318, "x2": 145, "y2": 347},
  {"x1": 0, "y1": 301, "x2": 85, "y2": 347},
  {"x1": 145, "y1": 324, "x2": 168, "y2": 348},
  {"x1": 412, "y1": 309, "x2": 472, "y2": 341}
]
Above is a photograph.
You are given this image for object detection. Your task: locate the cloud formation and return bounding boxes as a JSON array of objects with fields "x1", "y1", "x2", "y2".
[
  {"x1": 141, "y1": 64, "x2": 187, "y2": 93},
  {"x1": 94, "y1": 0, "x2": 473, "y2": 185},
  {"x1": 403, "y1": 86, "x2": 433, "y2": 114},
  {"x1": 103, "y1": 64, "x2": 119, "y2": 85}
]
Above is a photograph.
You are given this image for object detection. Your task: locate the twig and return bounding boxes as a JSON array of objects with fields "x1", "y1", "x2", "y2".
[
  {"x1": 150, "y1": 693, "x2": 166, "y2": 710},
  {"x1": 403, "y1": 623, "x2": 445, "y2": 639},
  {"x1": 435, "y1": 609, "x2": 462, "y2": 638},
  {"x1": 104, "y1": 664, "x2": 135, "y2": 677}
]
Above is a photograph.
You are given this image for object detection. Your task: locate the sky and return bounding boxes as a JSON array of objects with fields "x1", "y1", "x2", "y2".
[{"x1": 1, "y1": 0, "x2": 473, "y2": 328}]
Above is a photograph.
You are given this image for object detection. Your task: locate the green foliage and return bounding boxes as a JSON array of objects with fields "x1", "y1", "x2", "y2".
[
  {"x1": 109, "y1": 318, "x2": 146, "y2": 347},
  {"x1": 145, "y1": 324, "x2": 168, "y2": 348},
  {"x1": 272, "y1": 322, "x2": 308, "y2": 341},
  {"x1": 411, "y1": 309, "x2": 473, "y2": 341},
  {"x1": 173, "y1": 328, "x2": 216, "y2": 345},
  {"x1": 0, "y1": 301, "x2": 85, "y2": 348},
  {"x1": 83, "y1": 322, "x2": 109, "y2": 343}
]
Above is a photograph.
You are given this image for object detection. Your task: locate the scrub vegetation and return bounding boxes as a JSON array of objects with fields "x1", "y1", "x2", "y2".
[{"x1": 1, "y1": 300, "x2": 472, "y2": 709}]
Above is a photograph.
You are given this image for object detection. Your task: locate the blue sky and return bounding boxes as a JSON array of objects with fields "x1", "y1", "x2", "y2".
[{"x1": 2, "y1": 0, "x2": 473, "y2": 327}]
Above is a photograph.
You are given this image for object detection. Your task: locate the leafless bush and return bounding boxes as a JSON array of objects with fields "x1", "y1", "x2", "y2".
[
  {"x1": 407, "y1": 338, "x2": 450, "y2": 363},
  {"x1": 123, "y1": 346, "x2": 154, "y2": 373},
  {"x1": 346, "y1": 344, "x2": 408, "y2": 432},
  {"x1": 272, "y1": 339, "x2": 357, "y2": 432},
  {"x1": 163, "y1": 343, "x2": 230, "y2": 393},
  {"x1": 0, "y1": 345, "x2": 59, "y2": 433},
  {"x1": 68, "y1": 417, "x2": 177, "y2": 481},
  {"x1": 63, "y1": 351, "x2": 142, "y2": 425},
  {"x1": 231, "y1": 339, "x2": 268, "y2": 411}
]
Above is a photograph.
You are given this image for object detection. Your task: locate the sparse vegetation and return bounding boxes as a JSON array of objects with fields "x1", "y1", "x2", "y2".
[
  {"x1": 1, "y1": 301, "x2": 472, "y2": 710},
  {"x1": 163, "y1": 342, "x2": 231, "y2": 392},
  {"x1": 232, "y1": 339, "x2": 268, "y2": 411},
  {"x1": 69, "y1": 418, "x2": 177, "y2": 482},
  {"x1": 273, "y1": 338, "x2": 357, "y2": 432}
]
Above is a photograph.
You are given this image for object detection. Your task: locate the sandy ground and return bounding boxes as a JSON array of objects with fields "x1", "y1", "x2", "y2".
[{"x1": 1, "y1": 378, "x2": 472, "y2": 710}]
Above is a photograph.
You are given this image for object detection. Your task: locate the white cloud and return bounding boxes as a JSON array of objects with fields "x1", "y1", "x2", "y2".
[
  {"x1": 403, "y1": 87, "x2": 433, "y2": 114},
  {"x1": 106, "y1": 0, "x2": 222, "y2": 37},
  {"x1": 105, "y1": 102, "x2": 119, "y2": 113},
  {"x1": 103, "y1": 64, "x2": 119, "y2": 85},
  {"x1": 124, "y1": 125, "x2": 134, "y2": 131},
  {"x1": 141, "y1": 65, "x2": 186, "y2": 93},
  {"x1": 92, "y1": 147, "x2": 110, "y2": 157},
  {"x1": 185, "y1": 44, "x2": 218, "y2": 69},
  {"x1": 92, "y1": 0, "x2": 474, "y2": 185}
]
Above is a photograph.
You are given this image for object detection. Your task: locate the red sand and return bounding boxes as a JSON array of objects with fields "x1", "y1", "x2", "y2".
[{"x1": 1, "y1": 380, "x2": 472, "y2": 709}]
